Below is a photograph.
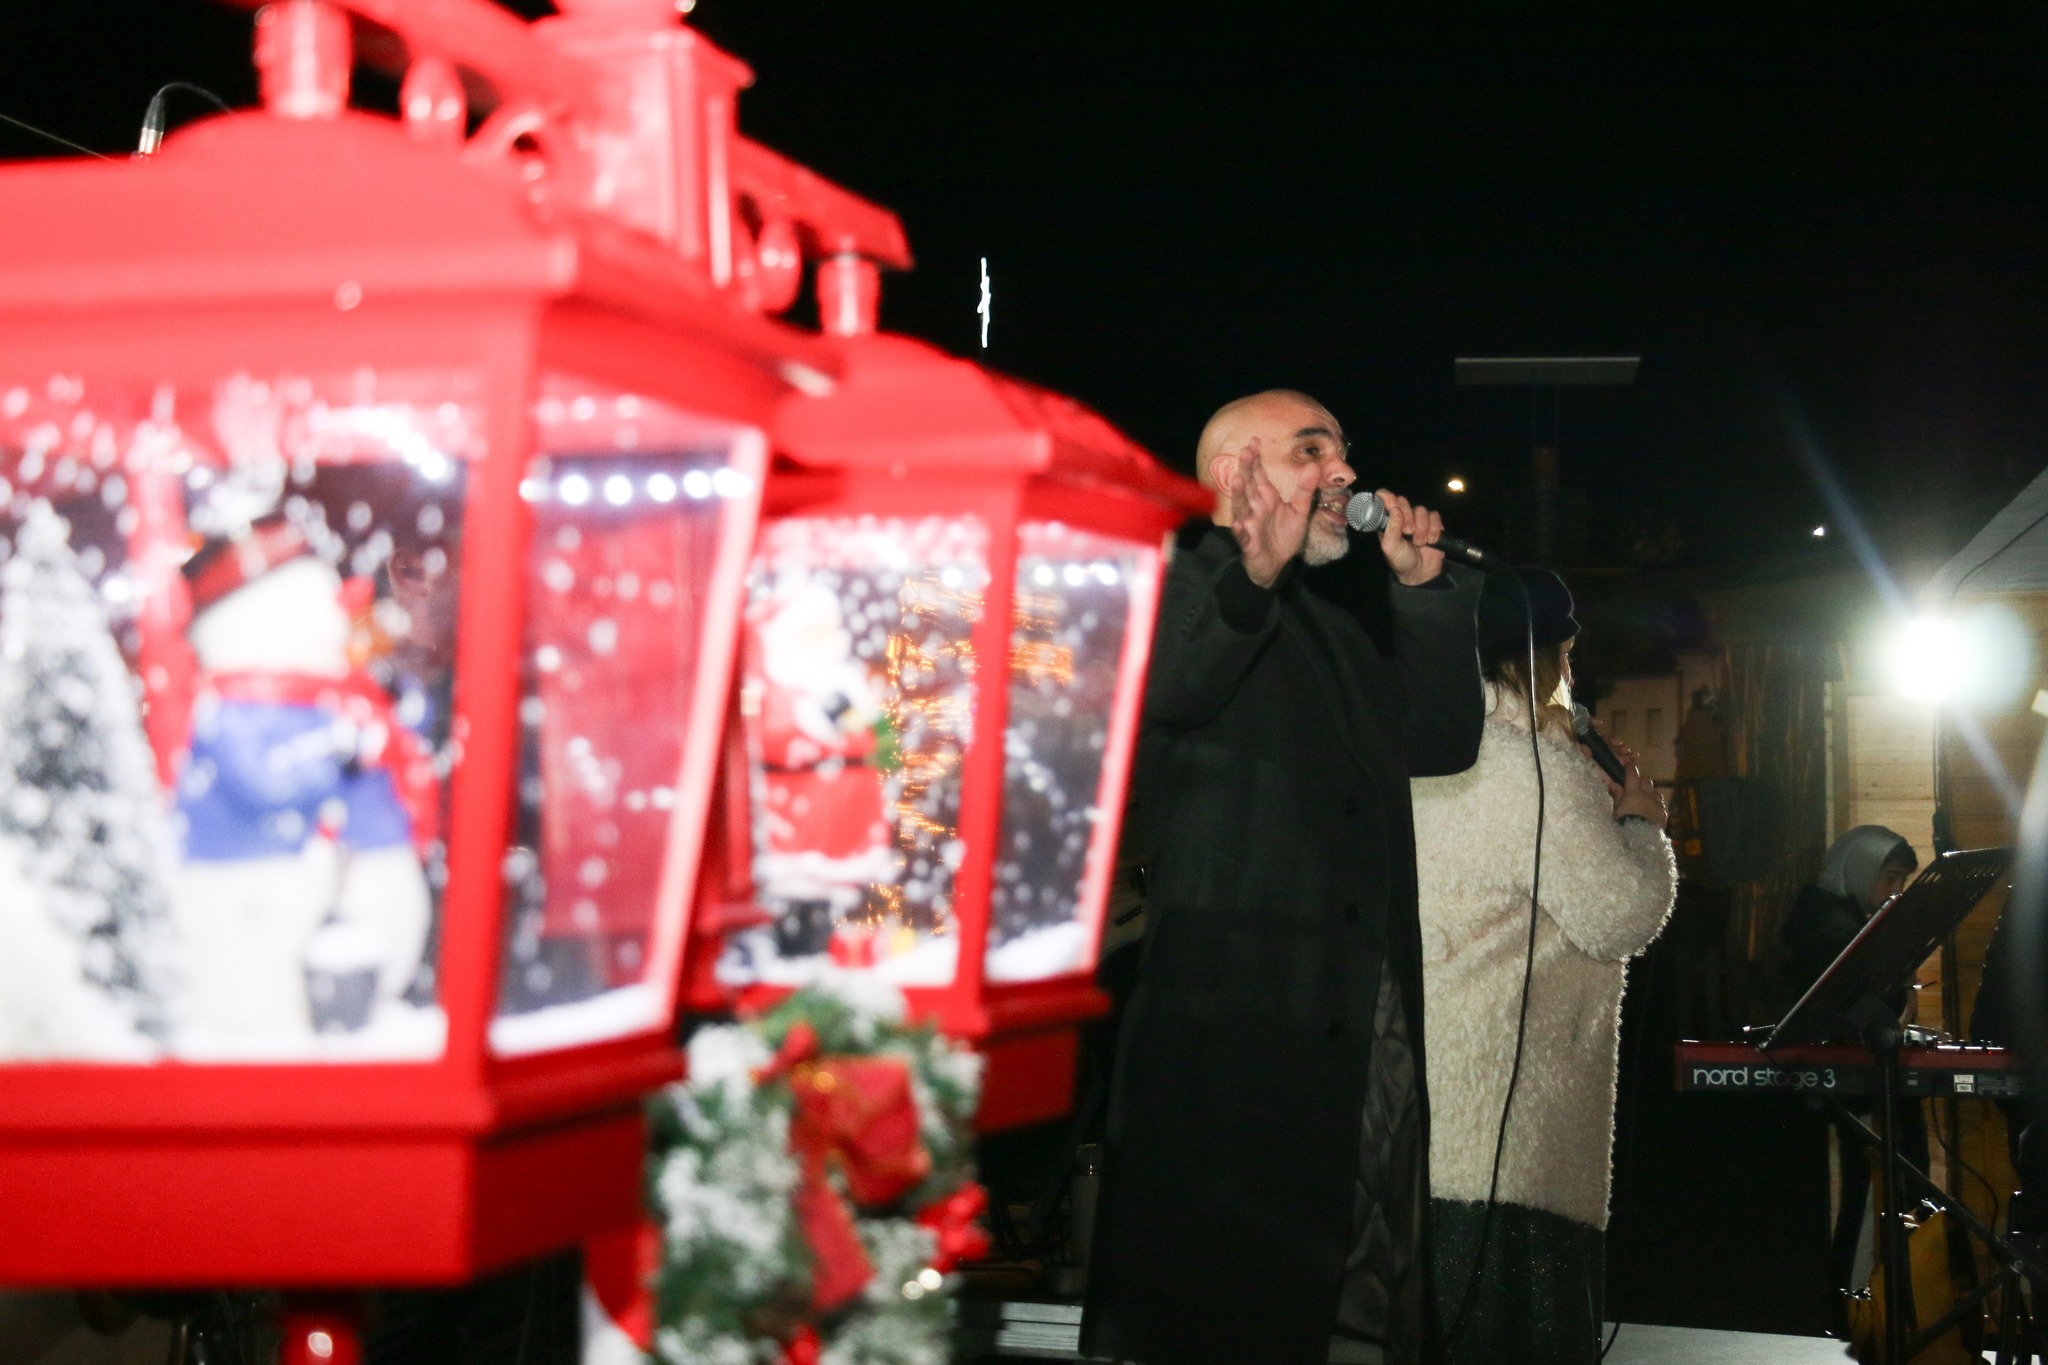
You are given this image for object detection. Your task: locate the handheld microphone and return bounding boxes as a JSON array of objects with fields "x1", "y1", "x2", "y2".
[
  {"x1": 1344, "y1": 490, "x2": 1501, "y2": 569},
  {"x1": 1570, "y1": 703, "x2": 1630, "y2": 786}
]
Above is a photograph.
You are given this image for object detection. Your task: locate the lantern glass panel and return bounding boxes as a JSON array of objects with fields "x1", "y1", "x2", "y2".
[
  {"x1": 719, "y1": 515, "x2": 988, "y2": 989},
  {"x1": 0, "y1": 369, "x2": 480, "y2": 1062},
  {"x1": 987, "y1": 524, "x2": 1152, "y2": 983},
  {"x1": 491, "y1": 376, "x2": 756, "y2": 1055}
]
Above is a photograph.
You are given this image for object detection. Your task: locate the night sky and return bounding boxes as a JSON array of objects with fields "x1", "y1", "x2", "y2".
[{"x1": 7, "y1": 2, "x2": 2048, "y2": 574}]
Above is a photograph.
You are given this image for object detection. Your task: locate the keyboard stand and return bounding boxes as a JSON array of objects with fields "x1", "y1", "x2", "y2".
[
  {"x1": 1763, "y1": 847, "x2": 2017, "y2": 1362},
  {"x1": 1826, "y1": 1029, "x2": 2048, "y2": 1364}
]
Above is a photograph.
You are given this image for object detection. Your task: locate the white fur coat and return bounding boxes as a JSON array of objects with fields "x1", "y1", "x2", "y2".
[{"x1": 1411, "y1": 691, "x2": 1675, "y2": 1230}]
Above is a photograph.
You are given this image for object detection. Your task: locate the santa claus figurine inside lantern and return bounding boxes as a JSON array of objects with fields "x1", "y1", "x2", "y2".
[{"x1": 722, "y1": 516, "x2": 991, "y2": 988}]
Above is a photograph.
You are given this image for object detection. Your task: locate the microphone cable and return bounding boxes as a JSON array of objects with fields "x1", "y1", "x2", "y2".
[
  {"x1": 137, "y1": 82, "x2": 232, "y2": 157},
  {"x1": 1597, "y1": 944, "x2": 1657, "y2": 1360},
  {"x1": 1446, "y1": 571, "x2": 1545, "y2": 1355},
  {"x1": 0, "y1": 110, "x2": 111, "y2": 160}
]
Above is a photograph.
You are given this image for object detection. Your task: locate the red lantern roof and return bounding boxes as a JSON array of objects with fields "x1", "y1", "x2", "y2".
[{"x1": 775, "y1": 334, "x2": 1208, "y2": 515}]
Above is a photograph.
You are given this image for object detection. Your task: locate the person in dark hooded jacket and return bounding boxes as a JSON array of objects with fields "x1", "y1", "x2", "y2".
[
  {"x1": 1782, "y1": 824, "x2": 1919, "y2": 1008},
  {"x1": 1780, "y1": 824, "x2": 1923, "y2": 1302},
  {"x1": 1080, "y1": 391, "x2": 1483, "y2": 1365}
]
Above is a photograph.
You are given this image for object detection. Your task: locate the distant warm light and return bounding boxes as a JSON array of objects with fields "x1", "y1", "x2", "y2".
[
  {"x1": 1812, "y1": 525, "x2": 1827, "y2": 538},
  {"x1": 1446, "y1": 477, "x2": 1467, "y2": 494}
]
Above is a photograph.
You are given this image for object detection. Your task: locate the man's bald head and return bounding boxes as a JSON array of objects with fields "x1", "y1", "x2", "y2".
[
  {"x1": 1195, "y1": 390, "x2": 1357, "y2": 566},
  {"x1": 1195, "y1": 390, "x2": 1344, "y2": 493}
]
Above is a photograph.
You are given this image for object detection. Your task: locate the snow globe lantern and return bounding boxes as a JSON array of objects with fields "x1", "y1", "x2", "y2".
[
  {"x1": 0, "y1": 0, "x2": 911, "y2": 1296},
  {"x1": 684, "y1": 335, "x2": 1208, "y2": 1131}
]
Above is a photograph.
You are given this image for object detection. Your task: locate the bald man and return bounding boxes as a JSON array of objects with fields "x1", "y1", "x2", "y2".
[{"x1": 1082, "y1": 392, "x2": 1483, "y2": 1365}]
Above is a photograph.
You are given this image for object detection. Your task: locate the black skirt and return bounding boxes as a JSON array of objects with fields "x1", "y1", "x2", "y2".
[{"x1": 1432, "y1": 1198, "x2": 1605, "y2": 1365}]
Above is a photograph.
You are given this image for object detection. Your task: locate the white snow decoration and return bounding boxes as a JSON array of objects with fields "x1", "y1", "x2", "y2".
[
  {"x1": 302, "y1": 919, "x2": 386, "y2": 973},
  {"x1": 715, "y1": 933, "x2": 960, "y2": 990},
  {"x1": 0, "y1": 834, "x2": 157, "y2": 1061},
  {"x1": 489, "y1": 982, "x2": 662, "y2": 1056},
  {"x1": 982, "y1": 921, "x2": 1089, "y2": 983},
  {"x1": 656, "y1": 1138, "x2": 797, "y2": 1277},
  {"x1": 654, "y1": 1321, "x2": 760, "y2": 1365},
  {"x1": 173, "y1": 1000, "x2": 446, "y2": 1062},
  {"x1": 855, "y1": 1213, "x2": 939, "y2": 1312},
  {"x1": 809, "y1": 966, "x2": 909, "y2": 1026},
  {"x1": 0, "y1": 501, "x2": 176, "y2": 1054},
  {"x1": 685, "y1": 1022, "x2": 773, "y2": 1096}
]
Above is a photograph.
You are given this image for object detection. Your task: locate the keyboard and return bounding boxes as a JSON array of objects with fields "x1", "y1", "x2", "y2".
[{"x1": 1673, "y1": 1040, "x2": 2025, "y2": 1099}]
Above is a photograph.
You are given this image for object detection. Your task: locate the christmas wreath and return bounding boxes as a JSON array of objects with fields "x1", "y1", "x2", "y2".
[{"x1": 647, "y1": 977, "x2": 989, "y2": 1365}]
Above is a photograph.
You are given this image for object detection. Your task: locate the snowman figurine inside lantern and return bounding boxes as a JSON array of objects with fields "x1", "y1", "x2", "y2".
[
  {"x1": 174, "y1": 513, "x2": 438, "y2": 1046},
  {"x1": 0, "y1": 371, "x2": 479, "y2": 1063}
]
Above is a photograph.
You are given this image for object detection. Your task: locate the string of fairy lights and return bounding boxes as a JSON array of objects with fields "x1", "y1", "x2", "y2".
[{"x1": 864, "y1": 567, "x2": 983, "y2": 936}]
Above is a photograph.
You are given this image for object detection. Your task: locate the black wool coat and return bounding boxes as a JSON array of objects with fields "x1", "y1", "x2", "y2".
[{"x1": 1081, "y1": 523, "x2": 1483, "y2": 1365}]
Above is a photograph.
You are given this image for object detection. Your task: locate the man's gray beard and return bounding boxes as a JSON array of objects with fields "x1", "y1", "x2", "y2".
[{"x1": 1303, "y1": 521, "x2": 1350, "y2": 566}]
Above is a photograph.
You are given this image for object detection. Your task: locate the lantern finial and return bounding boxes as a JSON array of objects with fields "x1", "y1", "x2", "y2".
[
  {"x1": 820, "y1": 255, "x2": 881, "y2": 338},
  {"x1": 254, "y1": 1, "x2": 351, "y2": 120}
]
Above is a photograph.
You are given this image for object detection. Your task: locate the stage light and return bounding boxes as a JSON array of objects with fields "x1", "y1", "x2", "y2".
[
  {"x1": 1446, "y1": 477, "x2": 1467, "y2": 494},
  {"x1": 1887, "y1": 608, "x2": 2032, "y2": 707},
  {"x1": 1813, "y1": 525, "x2": 1827, "y2": 538},
  {"x1": 1891, "y1": 617, "x2": 1962, "y2": 701}
]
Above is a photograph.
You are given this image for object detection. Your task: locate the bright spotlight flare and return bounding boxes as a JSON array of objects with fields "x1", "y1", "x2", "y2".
[
  {"x1": 1887, "y1": 609, "x2": 2031, "y2": 707},
  {"x1": 1892, "y1": 617, "x2": 1964, "y2": 702},
  {"x1": 1345, "y1": 490, "x2": 1501, "y2": 569}
]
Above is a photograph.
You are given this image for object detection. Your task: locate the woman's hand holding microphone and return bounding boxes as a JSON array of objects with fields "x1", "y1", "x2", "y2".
[{"x1": 1586, "y1": 735, "x2": 1668, "y2": 828}]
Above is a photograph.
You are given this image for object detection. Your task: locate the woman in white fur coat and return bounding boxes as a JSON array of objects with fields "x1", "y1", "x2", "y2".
[{"x1": 1412, "y1": 568, "x2": 1676, "y2": 1365}]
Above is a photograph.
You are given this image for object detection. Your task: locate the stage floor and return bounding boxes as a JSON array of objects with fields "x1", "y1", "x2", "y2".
[
  {"x1": 958, "y1": 1299, "x2": 1883, "y2": 1363},
  {"x1": 1606, "y1": 1323, "x2": 2012, "y2": 1364},
  {"x1": 1603, "y1": 1322, "x2": 1851, "y2": 1364}
]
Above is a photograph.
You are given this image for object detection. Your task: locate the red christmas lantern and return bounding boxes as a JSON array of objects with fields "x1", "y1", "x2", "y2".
[
  {"x1": 0, "y1": 0, "x2": 910, "y2": 1302},
  {"x1": 681, "y1": 341, "x2": 1205, "y2": 1132}
]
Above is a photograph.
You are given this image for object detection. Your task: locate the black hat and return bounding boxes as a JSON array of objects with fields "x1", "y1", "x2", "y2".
[
  {"x1": 182, "y1": 514, "x2": 312, "y2": 615},
  {"x1": 1477, "y1": 567, "x2": 1579, "y2": 668}
]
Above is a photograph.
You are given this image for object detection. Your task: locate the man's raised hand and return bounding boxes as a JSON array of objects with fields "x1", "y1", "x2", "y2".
[
  {"x1": 1227, "y1": 440, "x2": 1313, "y2": 588},
  {"x1": 1375, "y1": 488, "x2": 1446, "y2": 587}
]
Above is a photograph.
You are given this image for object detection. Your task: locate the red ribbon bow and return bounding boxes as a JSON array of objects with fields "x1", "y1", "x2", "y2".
[
  {"x1": 754, "y1": 1022, "x2": 935, "y2": 1312},
  {"x1": 916, "y1": 1182, "x2": 992, "y2": 1273},
  {"x1": 778, "y1": 1325, "x2": 822, "y2": 1365}
]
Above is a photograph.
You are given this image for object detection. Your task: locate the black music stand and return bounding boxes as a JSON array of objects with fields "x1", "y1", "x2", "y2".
[{"x1": 1764, "y1": 847, "x2": 2013, "y2": 1364}]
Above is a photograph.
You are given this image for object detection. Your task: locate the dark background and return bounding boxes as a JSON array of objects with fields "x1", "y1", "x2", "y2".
[{"x1": 5, "y1": 2, "x2": 2048, "y2": 578}]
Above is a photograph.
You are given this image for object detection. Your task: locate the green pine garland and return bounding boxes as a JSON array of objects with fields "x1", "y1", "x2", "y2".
[{"x1": 648, "y1": 977, "x2": 983, "y2": 1365}]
